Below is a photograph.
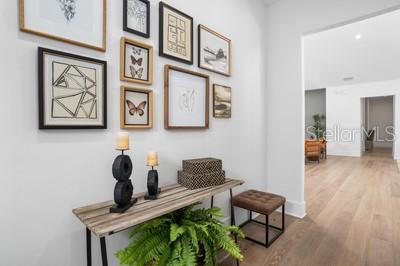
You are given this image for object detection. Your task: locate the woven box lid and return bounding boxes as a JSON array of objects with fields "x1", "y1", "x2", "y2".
[{"x1": 182, "y1": 158, "x2": 222, "y2": 175}]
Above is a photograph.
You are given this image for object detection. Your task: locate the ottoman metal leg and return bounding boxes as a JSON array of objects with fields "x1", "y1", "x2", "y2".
[{"x1": 238, "y1": 204, "x2": 285, "y2": 248}]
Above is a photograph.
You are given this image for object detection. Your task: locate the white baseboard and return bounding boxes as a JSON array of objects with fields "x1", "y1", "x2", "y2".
[
  {"x1": 327, "y1": 150, "x2": 361, "y2": 157},
  {"x1": 284, "y1": 200, "x2": 306, "y2": 218}
]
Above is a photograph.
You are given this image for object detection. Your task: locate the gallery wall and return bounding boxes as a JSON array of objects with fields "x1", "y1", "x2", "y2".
[
  {"x1": 326, "y1": 80, "x2": 400, "y2": 158},
  {"x1": 0, "y1": 0, "x2": 266, "y2": 265},
  {"x1": 263, "y1": 0, "x2": 400, "y2": 218}
]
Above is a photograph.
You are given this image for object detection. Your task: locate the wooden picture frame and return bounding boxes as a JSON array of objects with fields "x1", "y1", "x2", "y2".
[
  {"x1": 198, "y1": 25, "x2": 232, "y2": 76},
  {"x1": 38, "y1": 47, "x2": 107, "y2": 129},
  {"x1": 120, "y1": 86, "x2": 153, "y2": 129},
  {"x1": 159, "y1": 2, "x2": 193, "y2": 65},
  {"x1": 213, "y1": 84, "x2": 232, "y2": 118},
  {"x1": 19, "y1": 0, "x2": 107, "y2": 52},
  {"x1": 164, "y1": 65, "x2": 209, "y2": 129},
  {"x1": 120, "y1": 37, "x2": 153, "y2": 85},
  {"x1": 123, "y1": 0, "x2": 150, "y2": 38}
]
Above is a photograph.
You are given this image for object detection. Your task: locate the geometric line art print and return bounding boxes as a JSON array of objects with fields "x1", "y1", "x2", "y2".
[{"x1": 51, "y1": 61, "x2": 98, "y2": 120}]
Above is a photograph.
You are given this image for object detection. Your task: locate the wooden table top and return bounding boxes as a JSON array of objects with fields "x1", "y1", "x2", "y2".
[{"x1": 72, "y1": 178, "x2": 244, "y2": 237}]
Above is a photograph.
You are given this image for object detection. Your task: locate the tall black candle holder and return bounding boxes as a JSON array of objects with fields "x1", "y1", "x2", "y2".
[
  {"x1": 144, "y1": 165, "x2": 160, "y2": 200},
  {"x1": 110, "y1": 150, "x2": 137, "y2": 213}
]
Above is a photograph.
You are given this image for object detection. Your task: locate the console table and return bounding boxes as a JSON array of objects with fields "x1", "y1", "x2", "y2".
[{"x1": 72, "y1": 178, "x2": 244, "y2": 266}]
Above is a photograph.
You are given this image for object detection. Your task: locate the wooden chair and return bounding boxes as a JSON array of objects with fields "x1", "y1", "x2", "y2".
[
  {"x1": 319, "y1": 138, "x2": 327, "y2": 159},
  {"x1": 305, "y1": 140, "x2": 321, "y2": 163}
]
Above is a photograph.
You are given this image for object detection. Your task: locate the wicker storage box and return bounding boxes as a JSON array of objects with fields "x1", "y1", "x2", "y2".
[
  {"x1": 183, "y1": 158, "x2": 222, "y2": 175},
  {"x1": 178, "y1": 170, "x2": 225, "y2": 190}
]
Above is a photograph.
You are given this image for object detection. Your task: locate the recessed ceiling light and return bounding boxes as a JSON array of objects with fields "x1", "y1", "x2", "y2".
[
  {"x1": 344, "y1": 77, "x2": 355, "y2": 81},
  {"x1": 355, "y1": 34, "x2": 362, "y2": 40}
]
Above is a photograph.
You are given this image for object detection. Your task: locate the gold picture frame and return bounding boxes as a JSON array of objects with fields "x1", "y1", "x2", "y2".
[
  {"x1": 120, "y1": 37, "x2": 154, "y2": 85},
  {"x1": 213, "y1": 84, "x2": 232, "y2": 118},
  {"x1": 19, "y1": 0, "x2": 107, "y2": 52},
  {"x1": 164, "y1": 65, "x2": 210, "y2": 129},
  {"x1": 198, "y1": 25, "x2": 232, "y2": 76},
  {"x1": 120, "y1": 86, "x2": 153, "y2": 129}
]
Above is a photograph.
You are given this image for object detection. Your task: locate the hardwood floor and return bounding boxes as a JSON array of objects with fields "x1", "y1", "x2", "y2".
[{"x1": 221, "y1": 149, "x2": 400, "y2": 266}]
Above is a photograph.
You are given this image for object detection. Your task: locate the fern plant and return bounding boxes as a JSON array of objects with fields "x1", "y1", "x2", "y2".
[{"x1": 116, "y1": 204, "x2": 244, "y2": 266}]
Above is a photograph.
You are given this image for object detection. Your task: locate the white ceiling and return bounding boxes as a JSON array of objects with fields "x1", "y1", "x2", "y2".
[{"x1": 304, "y1": 9, "x2": 400, "y2": 90}]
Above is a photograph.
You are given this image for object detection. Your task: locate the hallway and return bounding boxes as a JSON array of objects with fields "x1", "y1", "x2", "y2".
[{"x1": 223, "y1": 149, "x2": 400, "y2": 265}]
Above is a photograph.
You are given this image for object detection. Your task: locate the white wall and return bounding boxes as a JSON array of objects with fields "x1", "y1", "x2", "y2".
[
  {"x1": 326, "y1": 80, "x2": 400, "y2": 158},
  {"x1": 264, "y1": 0, "x2": 400, "y2": 218},
  {"x1": 368, "y1": 96, "x2": 394, "y2": 148},
  {"x1": 305, "y1": 89, "x2": 326, "y2": 137},
  {"x1": 0, "y1": 0, "x2": 266, "y2": 265}
]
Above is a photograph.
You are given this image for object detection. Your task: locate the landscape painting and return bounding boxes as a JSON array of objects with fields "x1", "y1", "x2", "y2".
[
  {"x1": 199, "y1": 25, "x2": 231, "y2": 76},
  {"x1": 213, "y1": 84, "x2": 231, "y2": 118}
]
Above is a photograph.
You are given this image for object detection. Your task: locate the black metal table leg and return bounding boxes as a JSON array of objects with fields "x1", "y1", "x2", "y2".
[
  {"x1": 86, "y1": 228, "x2": 92, "y2": 266},
  {"x1": 229, "y1": 188, "x2": 240, "y2": 266},
  {"x1": 100, "y1": 237, "x2": 108, "y2": 266},
  {"x1": 211, "y1": 196, "x2": 214, "y2": 209},
  {"x1": 265, "y1": 215, "x2": 269, "y2": 248}
]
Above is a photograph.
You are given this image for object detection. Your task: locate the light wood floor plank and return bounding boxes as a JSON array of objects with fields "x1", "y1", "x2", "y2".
[{"x1": 222, "y1": 148, "x2": 398, "y2": 266}]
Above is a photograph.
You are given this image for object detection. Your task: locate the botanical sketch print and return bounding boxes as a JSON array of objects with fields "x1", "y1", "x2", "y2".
[
  {"x1": 57, "y1": 0, "x2": 77, "y2": 22},
  {"x1": 179, "y1": 89, "x2": 196, "y2": 113},
  {"x1": 125, "y1": 43, "x2": 149, "y2": 81},
  {"x1": 127, "y1": 0, "x2": 147, "y2": 33},
  {"x1": 214, "y1": 85, "x2": 231, "y2": 118},
  {"x1": 167, "y1": 14, "x2": 187, "y2": 57},
  {"x1": 51, "y1": 62, "x2": 98, "y2": 119}
]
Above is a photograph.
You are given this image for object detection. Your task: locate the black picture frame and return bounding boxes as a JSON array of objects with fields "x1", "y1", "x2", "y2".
[
  {"x1": 159, "y1": 2, "x2": 193, "y2": 65},
  {"x1": 38, "y1": 47, "x2": 107, "y2": 130},
  {"x1": 123, "y1": 0, "x2": 150, "y2": 38}
]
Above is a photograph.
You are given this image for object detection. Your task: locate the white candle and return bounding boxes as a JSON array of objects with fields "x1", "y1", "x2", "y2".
[
  {"x1": 147, "y1": 151, "x2": 159, "y2": 166},
  {"x1": 116, "y1": 132, "x2": 130, "y2": 150}
]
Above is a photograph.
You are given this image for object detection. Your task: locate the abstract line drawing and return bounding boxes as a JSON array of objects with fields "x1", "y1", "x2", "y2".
[
  {"x1": 127, "y1": 0, "x2": 147, "y2": 33},
  {"x1": 167, "y1": 14, "x2": 187, "y2": 56},
  {"x1": 179, "y1": 89, "x2": 196, "y2": 113},
  {"x1": 57, "y1": 0, "x2": 77, "y2": 22},
  {"x1": 51, "y1": 62, "x2": 97, "y2": 119}
]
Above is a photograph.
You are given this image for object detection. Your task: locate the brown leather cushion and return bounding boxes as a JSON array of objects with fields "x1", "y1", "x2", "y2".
[{"x1": 233, "y1": 190, "x2": 286, "y2": 215}]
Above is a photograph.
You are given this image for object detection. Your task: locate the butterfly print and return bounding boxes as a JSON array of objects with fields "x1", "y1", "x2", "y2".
[
  {"x1": 130, "y1": 66, "x2": 144, "y2": 79},
  {"x1": 126, "y1": 100, "x2": 147, "y2": 116},
  {"x1": 132, "y1": 47, "x2": 142, "y2": 56},
  {"x1": 131, "y1": 55, "x2": 143, "y2": 66}
]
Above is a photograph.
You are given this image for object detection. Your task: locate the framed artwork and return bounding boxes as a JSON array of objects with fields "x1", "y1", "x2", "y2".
[
  {"x1": 120, "y1": 87, "x2": 153, "y2": 129},
  {"x1": 164, "y1": 65, "x2": 209, "y2": 129},
  {"x1": 20, "y1": 0, "x2": 107, "y2": 51},
  {"x1": 38, "y1": 47, "x2": 107, "y2": 129},
  {"x1": 213, "y1": 84, "x2": 232, "y2": 118},
  {"x1": 198, "y1": 25, "x2": 232, "y2": 76},
  {"x1": 159, "y1": 2, "x2": 193, "y2": 65},
  {"x1": 120, "y1": 37, "x2": 153, "y2": 85},
  {"x1": 123, "y1": 0, "x2": 150, "y2": 38}
]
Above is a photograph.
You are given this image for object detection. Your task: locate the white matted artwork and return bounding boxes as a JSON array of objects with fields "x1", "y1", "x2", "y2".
[
  {"x1": 124, "y1": 0, "x2": 150, "y2": 38},
  {"x1": 164, "y1": 65, "x2": 209, "y2": 129},
  {"x1": 198, "y1": 25, "x2": 231, "y2": 76},
  {"x1": 120, "y1": 37, "x2": 153, "y2": 85},
  {"x1": 121, "y1": 87, "x2": 153, "y2": 129},
  {"x1": 159, "y1": 2, "x2": 193, "y2": 64},
  {"x1": 20, "y1": 0, "x2": 106, "y2": 51},
  {"x1": 39, "y1": 47, "x2": 107, "y2": 129}
]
